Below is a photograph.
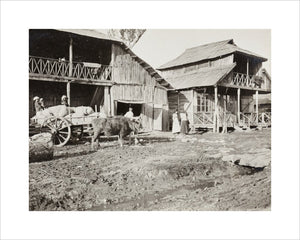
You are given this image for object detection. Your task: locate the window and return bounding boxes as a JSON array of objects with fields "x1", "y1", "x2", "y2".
[{"x1": 197, "y1": 93, "x2": 214, "y2": 112}]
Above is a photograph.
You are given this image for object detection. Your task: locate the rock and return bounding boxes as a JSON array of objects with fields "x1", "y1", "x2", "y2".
[
  {"x1": 222, "y1": 150, "x2": 271, "y2": 168},
  {"x1": 29, "y1": 133, "x2": 54, "y2": 163},
  {"x1": 238, "y1": 152, "x2": 271, "y2": 168},
  {"x1": 222, "y1": 155, "x2": 241, "y2": 164}
]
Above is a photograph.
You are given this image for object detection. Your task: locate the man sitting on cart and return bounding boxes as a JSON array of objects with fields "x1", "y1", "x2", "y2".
[
  {"x1": 61, "y1": 95, "x2": 69, "y2": 107},
  {"x1": 33, "y1": 96, "x2": 43, "y2": 113}
]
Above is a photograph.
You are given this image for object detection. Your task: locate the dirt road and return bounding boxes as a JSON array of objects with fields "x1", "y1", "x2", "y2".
[{"x1": 29, "y1": 128, "x2": 271, "y2": 211}]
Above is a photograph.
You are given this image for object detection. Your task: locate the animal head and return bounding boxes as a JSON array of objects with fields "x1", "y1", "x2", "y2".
[{"x1": 129, "y1": 116, "x2": 143, "y2": 134}]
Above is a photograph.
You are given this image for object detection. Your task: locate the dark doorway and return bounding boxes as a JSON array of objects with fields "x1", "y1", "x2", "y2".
[{"x1": 116, "y1": 102, "x2": 142, "y2": 116}]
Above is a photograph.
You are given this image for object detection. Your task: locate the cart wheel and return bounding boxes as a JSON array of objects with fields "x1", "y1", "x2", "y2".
[
  {"x1": 71, "y1": 125, "x2": 84, "y2": 141},
  {"x1": 42, "y1": 117, "x2": 71, "y2": 147}
]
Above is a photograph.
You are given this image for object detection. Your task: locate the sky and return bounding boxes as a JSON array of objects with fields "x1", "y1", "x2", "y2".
[{"x1": 131, "y1": 29, "x2": 271, "y2": 74}]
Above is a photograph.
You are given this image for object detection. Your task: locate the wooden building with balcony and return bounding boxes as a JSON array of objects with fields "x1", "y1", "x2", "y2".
[
  {"x1": 29, "y1": 29, "x2": 170, "y2": 131},
  {"x1": 157, "y1": 39, "x2": 271, "y2": 132}
]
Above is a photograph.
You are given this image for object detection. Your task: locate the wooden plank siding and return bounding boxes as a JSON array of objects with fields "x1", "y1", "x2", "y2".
[{"x1": 110, "y1": 44, "x2": 169, "y2": 131}]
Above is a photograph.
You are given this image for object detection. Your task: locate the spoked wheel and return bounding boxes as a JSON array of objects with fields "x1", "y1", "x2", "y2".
[{"x1": 42, "y1": 117, "x2": 71, "y2": 147}]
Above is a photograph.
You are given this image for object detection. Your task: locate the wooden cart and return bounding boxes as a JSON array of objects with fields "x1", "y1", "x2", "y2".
[{"x1": 30, "y1": 114, "x2": 103, "y2": 147}]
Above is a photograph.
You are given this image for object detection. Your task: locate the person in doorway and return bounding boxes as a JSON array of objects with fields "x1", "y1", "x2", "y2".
[
  {"x1": 124, "y1": 106, "x2": 134, "y2": 119},
  {"x1": 61, "y1": 95, "x2": 69, "y2": 106},
  {"x1": 33, "y1": 96, "x2": 43, "y2": 113},
  {"x1": 172, "y1": 109, "x2": 181, "y2": 134},
  {"x1": 180, "y1": 111, "x2": 189, "y2": 135}
]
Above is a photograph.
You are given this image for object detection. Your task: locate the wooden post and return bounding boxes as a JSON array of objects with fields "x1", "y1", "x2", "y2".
[
  {"x1": 256, "y1": 90, "x2": 259, "y2": 124},
  {"x1": 68, "y1": 38, "x2": 73, "y2": 77},
  {"x1": 191, "y1": 90, "x2": 194, "y2": 127},
  {"x1": 111, "y1": 43, "x2": 115, "y2": 81},
  {"x1": 108, "y1": 87, "x2": 111, "y2": 116},
  {"x1": 67, "y1": 82, "x2": 70, "y2": 106},
  {"x1": 110, "y1": 88, "x2": 115, "y2": 116},
  {"x1": 67, "y1": 38, "x2": 73, "y2": 106},
  {"x1": 246, "y1": 58, "x2": 249, "y2": 86},
  {"x1": 213, "y1": 86, "x2": 218, "y2": 133},
  {"x1": 104, "y1": 86, "x2": 111, "y2": 115},
  {"x1": 177, "y1": 91, "x2": 180, "y2": 111},
  {"x1": 237, "y1": 88, "x2": 240, "y2": 126},
  {"x1": 222, "y1": 95, "x2": 227, "y2": 133}
]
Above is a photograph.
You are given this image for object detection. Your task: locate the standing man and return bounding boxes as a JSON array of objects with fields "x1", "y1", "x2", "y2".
[{"x1": 124, "y1": 106, "x2": 134, "y2": 119}]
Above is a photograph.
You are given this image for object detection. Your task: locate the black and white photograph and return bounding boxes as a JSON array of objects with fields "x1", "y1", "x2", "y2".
[
  {"x1": 28, "y1": 29, "x2": 272, "y2": 211},
  {"x1": 1, "y1": 1, "x2": 299, "y2": 240}
]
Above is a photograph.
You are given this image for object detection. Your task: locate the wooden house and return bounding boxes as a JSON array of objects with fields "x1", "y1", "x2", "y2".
[
  {"x1": 157, "y1": 39, "x2": 271, "y2": 132},
  {"x1": 29, "y1": 29, "x2": 170, "y2": 131}
]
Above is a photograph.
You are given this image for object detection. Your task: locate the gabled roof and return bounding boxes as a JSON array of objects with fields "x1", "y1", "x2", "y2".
[
  {"x1": 164, "y1": 63, "x2": 236, "y2": 90},
  {"x1": 55, "y1": 29, "x2": 171, "y2": 89},
  {"x1": 158, "y1": 39, "x2": 267, "y2": 70}
]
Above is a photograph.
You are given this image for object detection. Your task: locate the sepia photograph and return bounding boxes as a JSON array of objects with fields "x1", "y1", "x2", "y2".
[
  {"x1": 29, "y1": 29, "x2": 271, "y2": 211},
  {"x1": 1, "y1": 1, "x2": 299, "y2": 239}
]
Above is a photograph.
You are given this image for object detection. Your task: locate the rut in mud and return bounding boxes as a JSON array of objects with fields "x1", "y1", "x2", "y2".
[{"x1": 29, "y1": 129, "x2": 271, "y2": 211}]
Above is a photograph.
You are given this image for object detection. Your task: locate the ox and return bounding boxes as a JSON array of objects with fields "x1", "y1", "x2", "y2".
[{"x1": 91, "y1": 116, "x2": 142, "y2": 149}]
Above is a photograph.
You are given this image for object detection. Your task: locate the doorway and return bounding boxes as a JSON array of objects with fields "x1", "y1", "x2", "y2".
[{"x1": 116, "y1": 101, "x2": 143, "y2": 117}]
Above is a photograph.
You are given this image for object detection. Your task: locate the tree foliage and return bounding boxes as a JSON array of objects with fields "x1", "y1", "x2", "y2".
[{"x1": 107, "y1": 29, "x2": 146, "y2": 49}]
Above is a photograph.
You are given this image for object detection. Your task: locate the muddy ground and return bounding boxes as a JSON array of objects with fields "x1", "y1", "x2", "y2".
[{"x1": 29, "y1": 128, "x2": 271, "y2": 211}]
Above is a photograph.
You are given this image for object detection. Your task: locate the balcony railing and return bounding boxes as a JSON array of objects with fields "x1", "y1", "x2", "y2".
[
  {"x1": 232, "y1": 72, "x2": 263, "y2": 89},
  {"x1": 29, "y1": 56, "x2": 112, "y2": 81}
]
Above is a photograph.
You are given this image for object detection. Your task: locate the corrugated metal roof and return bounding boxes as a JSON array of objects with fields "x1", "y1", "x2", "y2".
[
  {"x1": 158, "y1": 39, "x2": 267, "y2": 70},
  {"x1": 165, "y1": 63, "x2": 236, "y2": 90}
]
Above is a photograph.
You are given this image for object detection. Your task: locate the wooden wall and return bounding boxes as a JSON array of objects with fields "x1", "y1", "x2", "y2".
[
  {"x1": 168, "y1": 89, "x2": 194, "y2": 129},
  {"x1": 111, "y1": 44, "x2": 157, "y2": 86},
  {"x1": 161, "y1": 54, "x2": 234, "y2": 78},
  {"x1": 110, "y1": 44, "x2": 169, "y2": 131}
]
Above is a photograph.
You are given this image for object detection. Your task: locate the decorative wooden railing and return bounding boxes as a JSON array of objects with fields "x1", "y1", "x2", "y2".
[
  {"x1": 29, "y1": 56, "x2": 112, "y2": 81},
  {"x1": 193, "y1": 111, "x2": 236, "y2": 128},
  {"x1": 239, "y1": 112, "x2": 257, "y2": 126},
  {"x1": 193, "y1": 111, "x2": 214, "y2": 126},
  {"x1": 258, "y1": 112, "x2": 271, "y2": 125},
  {"x1": 232, "y1": 72, "x2": 263, "y2": 89},
  {"x1": 193, "y1": 111, "x2": 271, "y2": 129},
  {"x1": 218, "y1": 111, "x2": 237, "y2": 127},
  {"x1": 239, "y1": 112, "x2": 271, "y2": 127}
]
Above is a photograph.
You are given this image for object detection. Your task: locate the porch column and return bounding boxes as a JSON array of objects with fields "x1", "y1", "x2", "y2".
[
  {"x1": 104, "y1": 86, "x2": 111, "y2": 115},
  {"x1": 66, "y1": 82, "x2": 70, "y2": 106},
  {"x1": 111, "y1": 44, "x2": 115, "y2": 81},
  {"x1": 237, "y1": 88, "x2": 240, "y2": 125},
  {"x1": 256, "y1": 90, "x2": 259, "y2": 124},
  {"x1": 67, "y1": 38, "x2": 73, "y2": 106},
  {"x1": 246, "y1": 58, "x2": 249, "y2": 86},
  {"x1": 110, "y1": 87, "x2": 115, "y2": 116},
  {"x1": 213, "y1": 86, "x2": 218, "y2": 133}
]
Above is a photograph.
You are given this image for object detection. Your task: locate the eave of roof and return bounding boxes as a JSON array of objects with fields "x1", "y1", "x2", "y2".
[
  {"x1": 165, "y1": 63, "x2": 236, "y2": 90},
  {"x1": 55, "y1": 29, "x2": 121, "y2": 43}
]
